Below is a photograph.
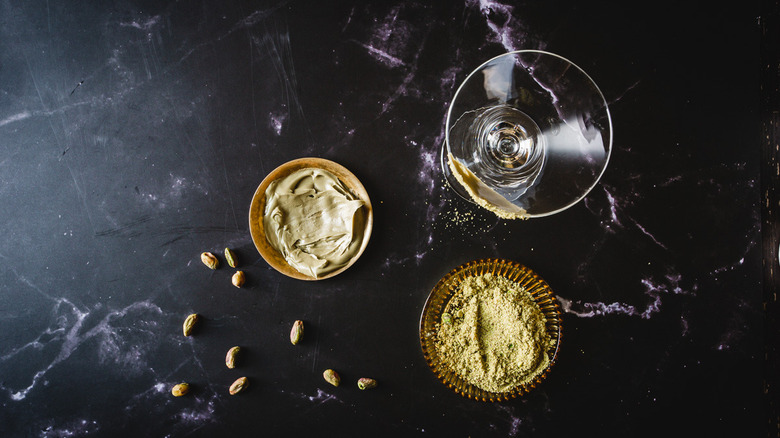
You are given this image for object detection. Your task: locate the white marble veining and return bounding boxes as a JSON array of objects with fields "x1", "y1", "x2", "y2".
[{"x1": 0, "y1": 0, "x2": 764, "y2": 436}]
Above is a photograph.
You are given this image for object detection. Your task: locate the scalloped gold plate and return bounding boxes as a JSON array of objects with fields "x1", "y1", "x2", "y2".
[
  {"x1": 248, "y1": 157, "x2": 373, "y2": 281},
  {"x1": 419, "y1": 258, "x2": 562, "y2": 402}
]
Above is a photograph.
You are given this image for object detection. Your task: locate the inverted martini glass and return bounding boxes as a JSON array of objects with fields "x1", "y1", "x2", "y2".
[{"x1": 441, "y1": 50, "x2": 612, "y2": 218}]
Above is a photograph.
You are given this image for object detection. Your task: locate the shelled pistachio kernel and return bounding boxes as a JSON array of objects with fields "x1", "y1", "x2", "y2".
[
  {"x1": 224, "y1": 247, "x2": 238, "y2": 268},
  {"x1": 171, "y1": 383, "x2": 190, "y2": 397},
  {"x1": 182, "y1": 313, "x2": 200, "y2": 336},
  {"x1": 225, "y1": 346, "x2": 241, "y2": 369},
  {"x1": 357, "y1": 378, "x2": 378, "y2": 390},
  {"x1": 323, "y1": 369, "x2": 341, "y2": 387},
  {"x1": 229, "y1": 377, "x2": 249, "y2": 395},
  {"x1": 290, "y1": 320, "x2": 304, "y2": 345},
  {"x1": 231, "y1": 271, "x2": 245, "y2": 288},
  {"x1": 201, "y1": 252, "x2": 219, "y2": 269}
]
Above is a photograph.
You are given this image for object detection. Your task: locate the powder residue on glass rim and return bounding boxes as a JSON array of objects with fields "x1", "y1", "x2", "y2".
[
  {"x1": 447, "y1": 153, "x2": 528, "y2": 220},
  {"x1": 434, "y1": 273, "x2": 552, "y2": 393}
]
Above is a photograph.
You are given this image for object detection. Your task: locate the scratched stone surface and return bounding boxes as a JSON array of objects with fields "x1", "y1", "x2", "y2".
[{"x1": 0, "y1": 1, "x2": 767, "y2": 436}]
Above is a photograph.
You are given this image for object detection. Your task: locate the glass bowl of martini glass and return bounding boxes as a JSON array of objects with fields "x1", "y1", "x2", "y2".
[{"x1": 441, "y1": 50, "x2": 612, "y2": 219}]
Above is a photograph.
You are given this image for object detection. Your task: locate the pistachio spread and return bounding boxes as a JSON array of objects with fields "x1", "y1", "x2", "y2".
[
  {"x1": 447, "y1": 153, "x2": 528, "y2": 220},
  {"x1": 434, "y1": 273, "x2": 551, "y2": 393},
  {"x1": 263, "y1": 168, "x2": 366, "y2": 279}
]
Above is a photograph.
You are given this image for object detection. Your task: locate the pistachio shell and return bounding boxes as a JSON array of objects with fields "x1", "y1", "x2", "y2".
[
  {"x1": 231, "y1": 271, "x2": 245, "y2": 288},
  {"x1": 224, "y1": 248, "x2": 238, "y2": 268},
  {"x1": 171, "y1": 383, "x2": 190, "y2": 397},
  {"x1": 201, "y1": 252, "x2": 219, "y2": 269},
  {"x1": 182, "y1": 313, "x2": 199, "y2": 336},
  {"x1": 225, "y1": 346, "x2": 241, "y2": 369},
  {"x1": 229, "y1": 376, "x2": 249, "y2": 395},
  {"x1": 323, "y1": 369, "x2": 340, "y2": 387},
  {"x1": 290, "y1": 320, "x2": 304, "y2": 345},
  {"x1": 357, "y1": 378, "x2": 378, "y2": 390}
]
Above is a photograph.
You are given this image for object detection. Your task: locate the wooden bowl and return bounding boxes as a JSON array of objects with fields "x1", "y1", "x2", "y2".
[{"x1": 248, "y1": 157, "x2": 373, "y2": 281}]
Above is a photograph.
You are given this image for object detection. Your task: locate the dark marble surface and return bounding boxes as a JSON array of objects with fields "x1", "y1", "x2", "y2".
[{"x1": 0, "y1": 1, "x2": 771, "y2": 436}]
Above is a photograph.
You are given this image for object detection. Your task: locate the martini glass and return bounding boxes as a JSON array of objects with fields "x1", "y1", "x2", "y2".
[{"x1": 441, "y1": 50, "x2": 612, "y2": 218}]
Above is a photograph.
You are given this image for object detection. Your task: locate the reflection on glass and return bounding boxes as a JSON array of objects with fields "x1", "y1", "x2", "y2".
[{"x1": 441, "y1": 50, "x2": 612, "y2": 218}]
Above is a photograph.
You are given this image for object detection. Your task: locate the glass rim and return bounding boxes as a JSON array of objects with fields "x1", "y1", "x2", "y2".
[{"x1": 444, "y1": 49, "x2": 614, "y2": 218}]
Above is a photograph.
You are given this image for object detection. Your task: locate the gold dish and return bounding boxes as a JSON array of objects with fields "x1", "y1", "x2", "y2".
[
  {"x1": 419, "y1": 258, "x2": 562, "y2": 402},
  {"x1": 248, "y1": 157, "x2": 373, "y2": 281}
]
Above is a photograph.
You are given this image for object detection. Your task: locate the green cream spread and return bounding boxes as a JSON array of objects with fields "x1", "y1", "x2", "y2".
[
  {"x1": 434, "y1": 273, "x2": 551, "y2": 393},
  {"x1": 263, "y1": 168, "x2": 366, "y2": 279}
]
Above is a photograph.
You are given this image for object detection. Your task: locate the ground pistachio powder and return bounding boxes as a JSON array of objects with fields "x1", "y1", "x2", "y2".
[{"x1": 434, "y1": 273, "x2": 552, "y2": 393}]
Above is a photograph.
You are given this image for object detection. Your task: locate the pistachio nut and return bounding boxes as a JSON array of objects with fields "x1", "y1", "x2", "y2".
[
  {"x1": 323, "y1": 369, "x2": 340, "y2": 387},
  {"x1": 231, "y1": 271, "x2": 246, "y2": 288},
  {"x1": 229, "y1": 376, "x2": 249, "y2": 395},
  {"x1": 225, "y1": 346, "x2": 241, "y2": 369},
  {"x1": 182, "y1": 313, "x2": 200, "y2": 337},
  {"x1": 357, "y1": 377, "x2": 378, "y2": 390},
  {"x1": 201, "y1": 252, "x2": 219, "y2": 270},
  {"x1": 224, "y1": 247, "x2": 238, "y2": 268},
  {"x1": 171, "y1": 383, "x2": 190, "y2": 397},
  {"x1": 290, "y1": 320, "x2": 304, "y2": 345}
]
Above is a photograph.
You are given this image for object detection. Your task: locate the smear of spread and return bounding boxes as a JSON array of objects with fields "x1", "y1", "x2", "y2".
[
  {"x1": 448, "y1": 153, "x2": 528, "y2": 220},
  {"x1": 263, "y1": 168, "x2": 366, "y2": 278}
]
